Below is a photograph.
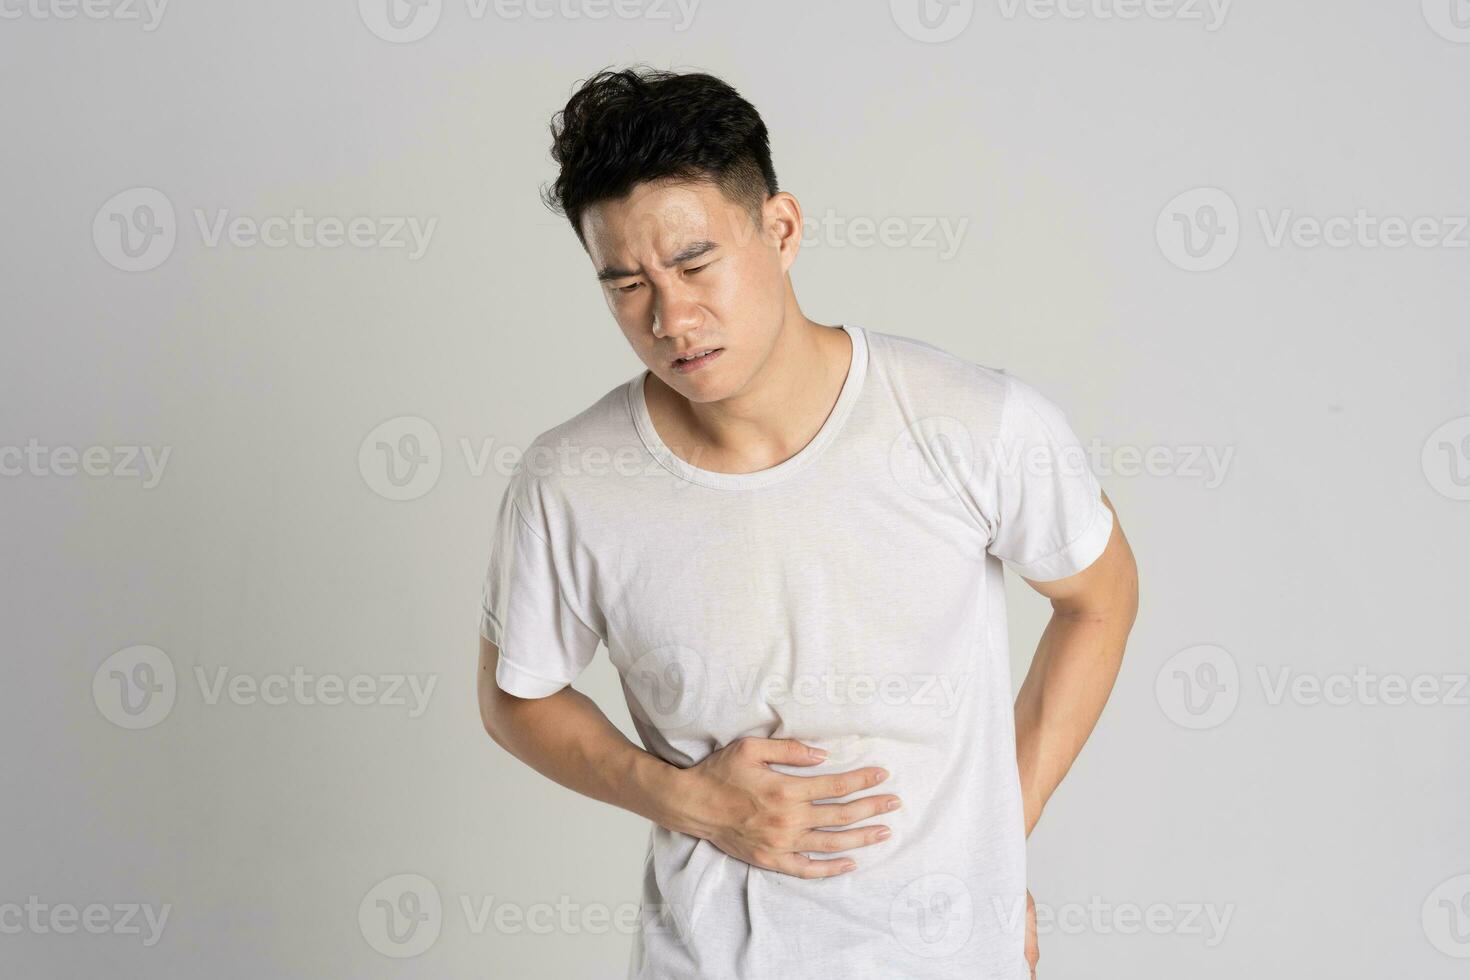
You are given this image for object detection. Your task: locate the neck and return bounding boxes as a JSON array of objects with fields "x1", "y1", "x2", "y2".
[{"x1": 648, "y1": 314, "x2": 852, "y2": 475}]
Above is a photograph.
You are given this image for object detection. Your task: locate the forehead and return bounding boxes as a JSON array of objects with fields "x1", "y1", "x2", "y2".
[{"x1": 581, "y1": 179, "x2": 748, "y2": 263}]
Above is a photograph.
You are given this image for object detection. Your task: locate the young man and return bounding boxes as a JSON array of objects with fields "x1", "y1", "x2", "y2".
[{"x1": 478, "y1": 67, "x2": 1139, "y2": 979}]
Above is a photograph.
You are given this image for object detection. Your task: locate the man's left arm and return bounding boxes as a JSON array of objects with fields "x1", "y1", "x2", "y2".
[
  {"x1": 1012, "y1": 490, "x2": 1137, "y2": 976},
  {"x1": 1015, "y1": 489, "x2": 1139, "y2": 838}
]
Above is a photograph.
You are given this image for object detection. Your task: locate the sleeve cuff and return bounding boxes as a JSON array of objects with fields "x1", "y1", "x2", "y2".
[
  {"x1": 494, "y1": 652, "x2": 572, "y2": 699},
  {"x1": 480, "y1": 607, "x2": 573, "y2": 698},
  {"x1": 1002, "y1": 495, "x2": 1113, "y2": 582}
]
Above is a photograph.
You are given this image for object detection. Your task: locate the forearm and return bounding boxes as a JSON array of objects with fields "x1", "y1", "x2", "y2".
[
  {"x1": 1014, "y1": 607, "x2": 1132, "y2": 837},
  {"x1": 479, "y1": 643, "x2": 687, "y2": 830}
]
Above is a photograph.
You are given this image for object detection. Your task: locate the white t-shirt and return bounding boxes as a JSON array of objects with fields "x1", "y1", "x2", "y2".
[{"x1": 480, "y1": 324, "x2": 1113, "y2": 979}]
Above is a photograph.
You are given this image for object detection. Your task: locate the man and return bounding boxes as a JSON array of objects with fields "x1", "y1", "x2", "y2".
[{"x1": 477, "y1": 66, "x2": 1139, "y2": 979}]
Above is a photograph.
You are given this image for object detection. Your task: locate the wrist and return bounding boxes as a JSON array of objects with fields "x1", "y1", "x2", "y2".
[
  {"x1": 1018, "y1": 767, "x2": 1046, "y2": 838},
  {"x1": 640, "y1": 758, "x2": 704, "y2": 838}
]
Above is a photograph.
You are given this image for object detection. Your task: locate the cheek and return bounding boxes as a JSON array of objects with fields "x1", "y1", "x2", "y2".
[
  {"x1": 710, "y1": 262, "x2": 771, "y2": 310},
  {"x1": 618, "y1": 318, "x2": 654, "y2": 355},
  {"x1": 608, "y1": 293, "x2": 648, "y2": 330}
]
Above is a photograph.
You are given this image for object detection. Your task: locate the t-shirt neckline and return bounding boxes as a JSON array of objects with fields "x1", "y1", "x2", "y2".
[{"x1": 625, "y1": 323, "x2": 869, "y2": 491}]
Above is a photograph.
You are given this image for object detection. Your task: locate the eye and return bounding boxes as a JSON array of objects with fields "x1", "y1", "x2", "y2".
[
  {"x1": 686, "y1": 263, "x2": 710, "y2": 274},
  {"x1": 616, "y1": 282, "x2": 642, "y2": 293}
]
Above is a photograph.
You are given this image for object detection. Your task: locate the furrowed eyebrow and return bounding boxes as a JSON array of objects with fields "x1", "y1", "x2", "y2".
[{"x1": 596, "y1": 239, "x2": 719, "y2": 283}]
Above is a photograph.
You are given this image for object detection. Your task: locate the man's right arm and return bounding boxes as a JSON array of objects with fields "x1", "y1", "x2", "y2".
[
  {"x1": 477, "y1": 634, "x2": 899, "y2": 878},
  {"x1": 478, "y1": 633, "x2": 689, "y2": 828}
]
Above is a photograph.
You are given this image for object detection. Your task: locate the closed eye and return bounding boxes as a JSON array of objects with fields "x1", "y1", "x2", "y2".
[{"x1": 616, "y1": 282, "x2": 641, "y2": 293}]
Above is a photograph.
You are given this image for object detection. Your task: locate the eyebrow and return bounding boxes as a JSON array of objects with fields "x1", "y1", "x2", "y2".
[{"x1": 596, "y1": 239, "x2": 719, "y2": 283}]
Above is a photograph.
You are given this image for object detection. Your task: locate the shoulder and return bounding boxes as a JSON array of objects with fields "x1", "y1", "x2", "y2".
[
  {"x1": 861, "y1": 327, "x2": 1089, "y2": 444},
  {"x1": 504, "y1": 375, "x2": 641, "y2": 521},
  {"x1": 863, "y1": 327, "x2": 1014, "y2": 424},
  {"x1": 866, "y1": 327, "x2": 1008, "y2": 389}
]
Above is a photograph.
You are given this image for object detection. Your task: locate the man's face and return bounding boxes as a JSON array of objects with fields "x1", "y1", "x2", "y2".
[{"x1": 581, "y1": 178, "x2": 793, "y2": 404}]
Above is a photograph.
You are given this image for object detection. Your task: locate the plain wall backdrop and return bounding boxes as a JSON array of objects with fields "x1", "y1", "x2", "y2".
[{"x1": 2, "y1": 0, "x2": 1468, "y2": 976}]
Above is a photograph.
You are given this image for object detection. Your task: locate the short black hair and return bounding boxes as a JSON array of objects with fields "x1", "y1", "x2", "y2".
[{"x1": 542, "y1": 66, "x2": 779, "y2": 247}]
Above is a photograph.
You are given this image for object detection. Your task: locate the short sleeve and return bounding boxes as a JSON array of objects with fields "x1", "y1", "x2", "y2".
[
  {"x1": 984, "y1": 374, "x2": 1113, "y2": 581},
  {"x1": 480, "y1": 468, "x2": 604, "y2": 698}
]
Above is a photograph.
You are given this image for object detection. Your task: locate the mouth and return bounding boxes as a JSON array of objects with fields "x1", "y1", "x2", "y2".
[{"x1": 670, "y1": 346, "x2": 724, "y2": 374}]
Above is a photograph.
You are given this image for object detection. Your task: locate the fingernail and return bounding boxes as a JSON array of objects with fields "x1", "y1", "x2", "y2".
[
  {"x1": 887, "y1": 798, "x2": 902, "y2": 811},
  {"x1": 875, "y1": 828, "x2": 891, "y2": 840},
  {"x1": 810, "y1": 748, "x2": 828, "y2": 760},
  {"x1": 842, "y1": 861, "x2": 857, "y2": 873}
]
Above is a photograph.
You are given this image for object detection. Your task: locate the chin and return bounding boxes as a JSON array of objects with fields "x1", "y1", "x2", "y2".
[{"x1": 663, "y1": 362, "x2": 739, "y2": 403}]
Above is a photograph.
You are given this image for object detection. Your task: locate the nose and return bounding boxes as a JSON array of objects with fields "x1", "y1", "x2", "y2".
[{"x1": 651, "y1": 282, "x2": 703, "y2": 341}]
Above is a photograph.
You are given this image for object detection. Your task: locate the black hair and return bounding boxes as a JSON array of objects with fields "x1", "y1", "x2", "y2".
[{"x1": 542, "y1": 66, "x2": 779, "y2": 246}]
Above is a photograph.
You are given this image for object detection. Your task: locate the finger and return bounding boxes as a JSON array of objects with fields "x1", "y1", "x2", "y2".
[
  {"x1": 806, "y1": 793, "x2": 902, "y2": 829},
  {"x1": 748, "y1": 737, "x2": 830, "y2": 767},
  {"x1": 795, "y1": 825, "x2": 891, "y2": 854},
  {"x1": 772, "y1": 853, "x2": 857, "y2": 880},
  {"x1": 794, "y1": 766, "x2": 890, "y2": 803}
]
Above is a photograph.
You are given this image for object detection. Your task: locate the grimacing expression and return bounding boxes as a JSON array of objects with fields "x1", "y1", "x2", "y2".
[{"x1": 581, "y1": 179, "x2": 796, "y2": 403}]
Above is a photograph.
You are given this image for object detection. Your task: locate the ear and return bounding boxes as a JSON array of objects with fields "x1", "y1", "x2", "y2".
[{"x1": 762, "y1": 191, "x2": 803, "y2": 272}]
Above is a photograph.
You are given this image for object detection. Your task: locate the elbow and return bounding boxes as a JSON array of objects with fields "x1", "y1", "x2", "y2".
[{"x1": 1051, "y1": 568, "x2": 1139, "y2": 641}]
